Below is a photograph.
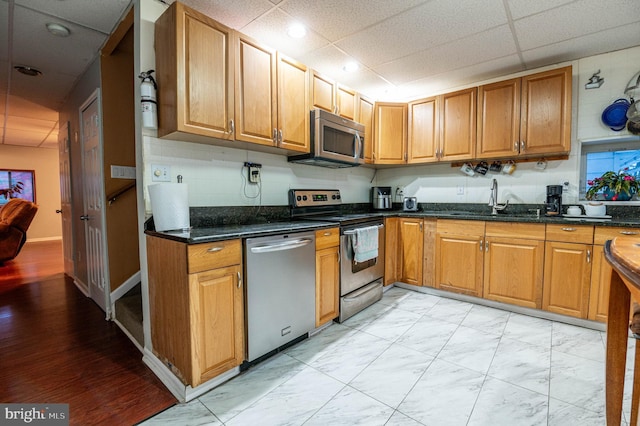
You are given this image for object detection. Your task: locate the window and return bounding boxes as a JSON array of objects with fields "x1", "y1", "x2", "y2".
[
  {"x1": 0, "y1": 170, "x2": 36, "y2": 206},
  {"x1": 580, "y1": 139, "x2": 640, "y2": 200}
]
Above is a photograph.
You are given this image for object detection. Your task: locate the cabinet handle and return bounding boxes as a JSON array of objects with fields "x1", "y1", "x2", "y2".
[
  {"x1": 419, "y1": 222, "x2": 423, "y2": 232},
  {"x1": 273, "y1": 128, "x2": 277, "y2": 143},
  {"x1": 479, "y1": 239, "x2": 484, "y2": 251},
  {"x1": 586, "y1": 249, "x2": 591, "y2": 264},
  {"x1": 514, "y1": 141, "x2": 519, "y2": 152},
  {"x1": 485, "y1": 241, "x2": 489, "y2": 252},
  {"x1": 237, "y1": 271, "x2": 242, "y2": 288},
  {"x1": 323, "y1": 232, "x2": 332, "y2": 236},
  {"x1": 337, "y1": 252, "x2": 340, "y2": 263},
  {"x1": 620, "y1": 231, "x2": 639, "y2": 235},
  {"x1": 561, "y1": 227, "x2": 577, "y2": 232},
  {"x1": 520, "y1": 140, "x2": 526, "y2": 152},
  {"x1": 278, "y1": 129, "x2": 283, "y2": 143},
  {"x1": 207, "y1": 247, "x2": 223, "y2": 253},
  {"x1": 229, "y1": 119, "x2": 235, "y2": 135}
]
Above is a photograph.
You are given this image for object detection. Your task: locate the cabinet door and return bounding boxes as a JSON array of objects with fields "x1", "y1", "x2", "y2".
[
  {"x1": 435, "y1": 232, "x2": 484, "y2": 297},
  {"x1": 235, "y1": 35, "x2": 277, "y2": 146},
  {"x1": 155, "y1": 2, "x2": 234, "y2": 140},
  {"x1": 588, "y1": 245, "x2": 611, "y2": 322},
  {"x1": 520, "y1": 66, "x2": 572, "y2": 155},
  {"x1": 277, "y1": 53, "x2": 309, "y2": 153},
  {"x1": 374, "y1": 102, "x2": 407, "y2": 164},
  {"x1": 399, "y1": 218, "x2": 423, "y2": 286},
  {"x1": 315, "y1": 246, "x2": 339, "y2": 327},
  {"x1": 384, "y1": 217, "x2": 400, "y2": 285},
  {"x1": 408, "y1": 97, "x2": 439, "y2": 164},
  {"x1": 337, "y1": 85, "x2": 357, "y2": 120},
  {"x1": 423, "y1": 219, "x2": 436, "y2": 287},
  {"x1": 543, "y1": 241, "x2": 592, "y2": 318},
  {"x1": 477, "y1": 78, "x2": 520, "y2": 159},
  {"x1": 357, "y1": 95, "x2": 374, "y2": 164},
  {"x1": 190, "y1": 265, "x2": 244, "y2": 386},
  {"x1": 310, "y1": 71, "x2": 335, "y2": 113},
  {"x1": 440, "y1": 88, "x2": 476, "y2": 161},
  {"x1": 483, "y1": 237, "x2": 544, "y2": 309}
]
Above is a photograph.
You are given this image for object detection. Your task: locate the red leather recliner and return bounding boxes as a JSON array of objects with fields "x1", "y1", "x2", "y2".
[{"x1": 0, "y1": 198, "x2": 38, "y2": 263}]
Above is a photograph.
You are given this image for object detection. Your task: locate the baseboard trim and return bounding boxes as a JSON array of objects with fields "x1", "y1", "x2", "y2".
[
  {"x1": 113, "y1": 317, "x2": 143, "y2": 352},
  {"x1": 26, "y1": 236, "x2": 63, "y2": 243},
  {"x1": 142, "y1": 348, "x2": 240, "y2": 403},
  {"x1": 73, "y1": 279, "x2": 89, "y2": 297},
  {"x1": 110, "y1": 270, "x2": 141, "y2": 303}
]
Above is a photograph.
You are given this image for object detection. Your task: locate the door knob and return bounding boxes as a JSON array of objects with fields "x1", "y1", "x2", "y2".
[
  {"x1": 80, "y1": 215, "x2": 89, "y2": 221},
  {"x1": 56, "y1": 209, "x2": 62, "y2": 213}
]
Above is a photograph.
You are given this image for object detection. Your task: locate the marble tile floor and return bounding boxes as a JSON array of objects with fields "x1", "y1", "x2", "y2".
[{"x1": 141, "y1": 286, "x2": 638, "y2": 426}]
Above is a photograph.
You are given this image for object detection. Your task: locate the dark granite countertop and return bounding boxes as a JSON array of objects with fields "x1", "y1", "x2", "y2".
[{"x1": 145, "y1": 220, "x2": 337, "y2": 244}]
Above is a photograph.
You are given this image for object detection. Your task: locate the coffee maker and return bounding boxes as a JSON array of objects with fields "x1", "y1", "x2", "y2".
[
  {"x1": 371, "y1": 186, "x2": 392, "y2": 210},
  {"x1": 545, "y1": 185, "x2": 563, "y2": 216}
]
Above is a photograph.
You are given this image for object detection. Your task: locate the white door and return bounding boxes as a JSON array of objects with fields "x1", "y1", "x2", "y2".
[
  {"x1": 80, "y1": 91, "x2": 110, "y2": 313},
  {"x1": 58, "y1": 121, "x2": 74, "y2": 276}
]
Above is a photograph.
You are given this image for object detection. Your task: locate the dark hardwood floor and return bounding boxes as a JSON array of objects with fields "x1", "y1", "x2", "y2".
[{"x1": 0, "y1": 241, "x2": 176, "y2": 425}]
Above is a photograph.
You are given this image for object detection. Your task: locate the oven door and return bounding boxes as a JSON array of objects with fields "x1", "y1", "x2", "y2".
[{"x1": 340, "y1": 223, "x2": 385, "y2": 296}]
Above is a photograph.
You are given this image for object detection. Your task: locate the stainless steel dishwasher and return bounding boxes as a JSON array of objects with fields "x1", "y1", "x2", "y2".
[{"x1": 245, "y1": 231, "x2": 316, "y2": 362}]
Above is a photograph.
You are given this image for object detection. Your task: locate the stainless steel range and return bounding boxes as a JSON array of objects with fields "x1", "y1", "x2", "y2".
[{"x1": 289, "y1": 189, "x2": 385, "y2": 322}]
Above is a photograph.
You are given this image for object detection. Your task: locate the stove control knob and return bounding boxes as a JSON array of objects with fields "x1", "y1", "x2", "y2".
[
  {"x1": 296, "y1": 195, "x2": 301, "y2": 201},
  {"x1": 302, "y1": 195, "x2": 308, "y2": 201},
  {"x1": 337, "y1": 195, "x2": 341, "y2": 200},
  {"x1": 332, "y1": 194, "x2": 336, "y2": 199}
]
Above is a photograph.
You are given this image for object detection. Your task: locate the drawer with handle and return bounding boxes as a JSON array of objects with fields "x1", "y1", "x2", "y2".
[
  {"x1": 187, "y1": 239, "x2": 242, "y2": 273},
  {"x1": 545, "y1": 224, "x2": 594, "y2": 244},
  {"x1": 594, "y1": 226, "x2": 640, "y2": 245},
  {"x1": 315, "y1": 227, "x2": 339, "y2": 250}
]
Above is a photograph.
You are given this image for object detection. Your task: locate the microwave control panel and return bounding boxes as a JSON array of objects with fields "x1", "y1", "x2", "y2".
[{"x1": 289, "y1": 189, "x2": 341, "y2": 208}]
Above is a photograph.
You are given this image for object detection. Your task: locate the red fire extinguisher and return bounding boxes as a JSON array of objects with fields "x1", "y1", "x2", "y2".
[{"x1": 139, "y1": 70, "x2": 157, "y2": 129}]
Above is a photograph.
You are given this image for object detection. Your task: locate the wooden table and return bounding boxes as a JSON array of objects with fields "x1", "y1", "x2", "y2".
[{"x1": 605, "y1": 237, "x2": 640, "y2": 425}]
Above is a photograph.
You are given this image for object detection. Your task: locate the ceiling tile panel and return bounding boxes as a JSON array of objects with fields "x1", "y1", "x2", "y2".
[
  {"x1": 3, "y1": 128, "x2": 49, "y2": 147},
  {"x1": 374, "y1": 26, "x2": 517, "y2": 85},
  {"x1": 181, "y1": 0, "x2": 274, "y2": 29},
  {"x1": 279, "y1": 0, "x2": 426, "y2": 42},
  {"x1": 5, "y1": 116, "x2": 57, "y2": 133},
  {"x1": 506, "y1": 0, "x2": 574, "y2": 19},
  {"x1": 240, "y1": 9, "x2": 330, "y2": 59},
  {"x1": 9, "y1": 70, "x2": 76, "y2": 110},
  {"x1": 5, "y1": 95, "x2": 59, "y2": 121},
  {"x1": 40, "y1": 133, "x2": 59, "y2": 149},
  {"x1": 514, "y1": 0, "x2": 640, "y2": 51},
  {"x1": 14, "y1": 0, "x2": 130, "y2": 34},
  {"x1": 522, "y1": 21, "x2": 640, "y2": 69},
  {"x1": 12, "y1": 7, "x2": 105, "y2": 76},
  {"x1": 336, "y1": 0, "x2": 508, "y2": 67}
]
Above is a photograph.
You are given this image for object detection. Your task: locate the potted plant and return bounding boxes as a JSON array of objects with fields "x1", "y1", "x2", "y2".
[{"x1": 586, "y1": 169, "x2": 639, "y2": 201}]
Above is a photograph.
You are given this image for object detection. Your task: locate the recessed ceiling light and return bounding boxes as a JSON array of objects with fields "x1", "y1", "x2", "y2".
[
  {"x1": 46, "y1": 22, "x2": 71, "y2": 37},
  {"x1": 287, "y1": 23, "x2": 306, "y2": 39},
  {"x1": 14, "y1": 66, "x2": 42, "y2": 77},
  {"x1": 343, "y1": 61, "x2": 359, "y2": 73}
]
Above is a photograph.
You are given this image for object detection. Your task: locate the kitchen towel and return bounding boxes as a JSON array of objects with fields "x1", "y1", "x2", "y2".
[
  {"x1": 351, "y1": 225, "x2": 379, "y2": 263},
  {"x1": 148, "y1": 183, "x2": 190, "y2": 232}
]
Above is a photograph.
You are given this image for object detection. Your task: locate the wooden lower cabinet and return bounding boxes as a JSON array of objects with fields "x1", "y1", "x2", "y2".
[
  {"x1": 542, "y1": 241, "x2": 592, "y2": 318},
  {"x1": 422, "y1": 219, "x2": 436, "y2": 287},
  {"x1": 384, "y1": 217, "x2": 400, "y2": 285},
  {"x1": 435, "y1": 220, "x2": 485, "y2": 297},
  {"x1": 147, "y1": 236, "x2": 244, "y2": 387},
  {"x1": 399, "y1": 217, "x2": 423, "y2": 286},
  {"x1": 315, "y1": 228, "x2": 339, "y2": 327}
]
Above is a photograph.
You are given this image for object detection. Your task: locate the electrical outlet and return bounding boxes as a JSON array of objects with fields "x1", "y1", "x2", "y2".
[
  {"x1": 457, "y1": 185, "x2": 464, "y2": 195},
  {"x1": 249, "y1": 166, "x2": 260, "y2": 183},
  {"x1": 151, "y1": 164, "x2": 171, "y2": 182},
  {"x1": 559, "y1": 180, "x2": 570, "y2": 192}
]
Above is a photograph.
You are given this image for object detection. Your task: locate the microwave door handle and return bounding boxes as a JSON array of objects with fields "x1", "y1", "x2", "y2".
[{"x1": 354, "y1": 131, "x2": 362, "y2": 161}]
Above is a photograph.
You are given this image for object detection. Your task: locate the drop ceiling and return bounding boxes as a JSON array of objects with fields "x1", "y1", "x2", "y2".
[{"x1": 1, "y1": 0, "x2": 639, "y2": 150}]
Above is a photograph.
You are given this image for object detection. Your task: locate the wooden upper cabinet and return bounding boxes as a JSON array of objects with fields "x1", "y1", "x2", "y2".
[
  {"x1": 440, "y1": 87, "x2": 476, "y2": 161},
  {"x1": 310, "y1": 71, "x2": 336, "y2": 113},
  {"x1": 155, "y1": 2, "x2": 234, "y2": 140},
  {"x1": 521, "y1": 66, "x2": 572, "y2": 155},
  {"x1": 277, "y1": 54, "x2": 309, "y2": 153},
  {"x1": 373, "y1": 102, "x2": 408, "y2": 164},
  {"x1": 337, "y1": 85, "x2": 357, "y2": 120},
  {"x1": 235, "y1": 34, "x2": 277, "y2": 146},
  {"x1": 357, "y1": 95, "x2": 374, "y2": 164},
  {"x1": 477, "y1": 66, "x2": 571, "y2": 158},
  {"x1": 477, "y1": 78, "x2": 521, "y2": 158},
  {"x1": 408, "y1": 96, "x2": 439, "y2": 164}
]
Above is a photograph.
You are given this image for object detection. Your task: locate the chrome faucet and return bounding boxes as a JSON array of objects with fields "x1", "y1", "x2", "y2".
[{"x1": 488, "y1": 178, "x2": 509, "y2": 215}]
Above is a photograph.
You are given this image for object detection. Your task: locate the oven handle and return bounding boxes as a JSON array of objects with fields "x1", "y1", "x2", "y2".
[
  {"x1": 343, "y1": 224, "x2": 384, "y2": 236},
  {"x1": 250, "y1": 238, "x2": 313, "y2": 253}
]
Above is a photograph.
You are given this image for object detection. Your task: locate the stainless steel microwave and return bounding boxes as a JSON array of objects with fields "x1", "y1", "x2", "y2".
[{"x1": 288, "y1": 109, "x2": 365, "y2": 168}]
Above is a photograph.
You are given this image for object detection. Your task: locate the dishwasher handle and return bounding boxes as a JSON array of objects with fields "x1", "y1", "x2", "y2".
[{"x1": 249, "y1": 238, "x2": 313, "y2": 254}]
